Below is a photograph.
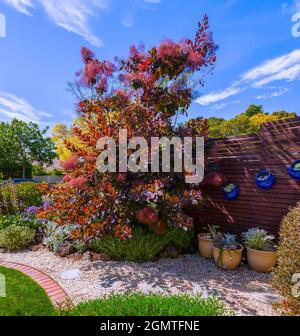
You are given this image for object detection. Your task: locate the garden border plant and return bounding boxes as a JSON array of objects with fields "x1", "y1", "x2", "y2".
[{"x1": 36, "y1": 16, "x2": 219, "y2": 260}]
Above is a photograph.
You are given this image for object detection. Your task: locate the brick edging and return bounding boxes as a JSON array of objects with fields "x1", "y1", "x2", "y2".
[{"x1": 0, "y1": 260, "x2": 71, "y2": 309}]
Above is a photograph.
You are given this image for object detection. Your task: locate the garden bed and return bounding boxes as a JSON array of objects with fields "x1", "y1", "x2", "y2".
[{"x1": 0, "y1": 249, "x2": 282, "y2": 316}]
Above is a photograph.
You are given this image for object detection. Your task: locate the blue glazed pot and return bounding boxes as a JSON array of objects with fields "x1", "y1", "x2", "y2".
[
  {"x1": 222, "y1": 183, "x2": 239, "y2": 201},
  {"x1": 255, "y1": 170, "x2": 276, "y2": 190},
  {"x1": 288, "y1": 160, "x2": 300, "y2": 181}
]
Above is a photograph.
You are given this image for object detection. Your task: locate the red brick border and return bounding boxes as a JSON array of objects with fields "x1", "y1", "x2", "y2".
[{"x1": 0, "y1": 260, "x2": 71, "y2": 308}]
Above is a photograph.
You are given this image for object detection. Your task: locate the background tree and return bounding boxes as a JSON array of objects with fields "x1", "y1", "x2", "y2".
[
  {"x1": 207, "y1": 106, "x2": 297, "y2": 137},
  {"x1": 0, "y1": 119, "x2": 56, "y2": 178},
  {"x1": 244, "y1": 104, "x2": 264, "y2": 117},
  {"x1": 52, "y1": 118, "x2": 89, "y2": 162}
]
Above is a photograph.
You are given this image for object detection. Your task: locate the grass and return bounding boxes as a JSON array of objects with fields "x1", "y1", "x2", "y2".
[
  {"x1": 63, "y1": 293, "x2": 230, "y2": 316},
  {"x1": 91, "y1": 226, "x2": 193, "y2": 262},
  {"x1": 0, "y1": 266, "x2": 55, "y2": 316}
]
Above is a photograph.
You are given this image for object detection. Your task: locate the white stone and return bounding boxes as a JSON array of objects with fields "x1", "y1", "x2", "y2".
[{"x1": 60, "y1": 269, "x2": 81, "y2": 280}]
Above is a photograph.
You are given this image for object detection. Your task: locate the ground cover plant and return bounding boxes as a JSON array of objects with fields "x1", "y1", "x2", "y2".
[
  {"x1": 38, "y1": 16, "x2": 218, "y2": 254},
  {"x1": 0, "y1": 266, "x2": 55, "y2": 316}
]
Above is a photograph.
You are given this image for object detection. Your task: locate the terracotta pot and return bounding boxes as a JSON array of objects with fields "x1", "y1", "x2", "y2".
[
  {"x1": 246, "y1": 247, "x2": 277, "y2": 273},
  {"x1": 213, "y1": 245, "x2": 243, "y2": 270},
  {"x1": 198, "y1": 234, "x2": 214, "y2": 259}
]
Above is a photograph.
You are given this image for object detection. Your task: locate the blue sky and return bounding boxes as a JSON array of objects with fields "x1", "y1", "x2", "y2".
[{"x1": 0, "y1": 0, "x2": 300, "y2": 131}]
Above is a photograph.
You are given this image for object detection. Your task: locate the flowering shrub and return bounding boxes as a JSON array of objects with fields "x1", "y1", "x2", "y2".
[{"x1": 38, "y1": 16, "x2": 217, "y2": 244}]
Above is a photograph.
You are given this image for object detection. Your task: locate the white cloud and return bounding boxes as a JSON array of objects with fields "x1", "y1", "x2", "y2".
[
  {"x1": 242, "y1": 49, "x2": 300, "y2": 82},
  {"x1": 195, "y1": 49, "x2": 300, "y2": 107},
  {"x1": 2, "y1": 0, "x2": 34, "y2": 15},
  {"x1": 2, "y1": 0, "x2": 110, "y2": 46},
  {"x1": 254, "y1": 63, "x2": 300, "y2": 87},
  {"x1": 121, "y1": 14, "x2": 133, "y2": 28},
  {"x1": 281, "y1": 0, "x2": 300, "y2": 14},
  {"x1": 211, "y1": 99, "x2": 241, "y2": 110},
  {"x1": 195, "y1": 86, "x2": 242, "y2": 106},
  {"x1": 41, "y1": 0, "x2": 109, "y2": 47},
  {"x1": 0, "y1": 90, "x2": 51, "y2": 123},
  {"x1": 256, "y1": 87, "x2": 290, "y2": 100}
]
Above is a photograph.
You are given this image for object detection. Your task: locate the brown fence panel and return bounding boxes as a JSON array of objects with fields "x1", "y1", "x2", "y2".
[{"x1": 192, "y1": 118, "x2": 300, "y2": 238}]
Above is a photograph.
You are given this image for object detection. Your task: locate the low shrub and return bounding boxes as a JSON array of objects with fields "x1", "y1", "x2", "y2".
[
  {"x1": 16, "y1": 183, "x2": 43, "y2": 210},
  {"x1": 242, "y1": 228, "x2": 276, "y2": 252},
  {"x1": 63, "y1": 293, "x2": 231, "y2": 316},
  {"x1": 273, "y1": 202, "x2": 300, "y2": 315},
  {"x1": 0, "y1": 182, "x2": 42, "y2": 215},
  {"x1": 43, "y1": 222, "x2": 75, "y2": 253},
  {"x1": 0, "y1": 214, "x2": 41, "y2": 231},
  {"x1": 91, "y1": 226, "x2": 193, "y2": 262},
  {"x1": 0, "y1": 225, "x2": 36, "y2": 251}
]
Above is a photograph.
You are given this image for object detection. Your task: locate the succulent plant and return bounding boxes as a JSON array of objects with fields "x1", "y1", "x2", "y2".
[
  {"x1": 214, "y1": 232, "x2": 240, "y2": 250},
  {"x1": 242, "y1": 228, "x2": 276, "y2": 252},
  {"x1": 203, "y1": 224, "x2": 220, "y2": 238}
]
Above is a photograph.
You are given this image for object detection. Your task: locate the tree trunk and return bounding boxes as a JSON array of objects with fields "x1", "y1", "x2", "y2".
[{"x1": 22, "y1": 165, "x2": 26, "y2": 179}]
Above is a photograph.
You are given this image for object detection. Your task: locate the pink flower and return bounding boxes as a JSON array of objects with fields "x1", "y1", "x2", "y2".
[
  {"x1": 61, "y1": 154, "x2": 79, "y2": 172},
  {"x1": 82, "y1": 59, "x2": 103, "y2": 85},
  {"x1": 157, "y1": 39, "x2": 182, "y2": 59},
  {"x1": 69, "y1": 176, "x2": 87, "y2": 189},
  {"x1": 187, "y1": 50, "x2": 204, "y2": 69},
  {"x1": 81, "y1": 47, "x2": 94, "y2": 63},
  {"x1": 104, "y1": 61, "x2": 115, "y2": 76},
  {"x1": 63, "y1": 174, "x2": 72, "y2": 182}
]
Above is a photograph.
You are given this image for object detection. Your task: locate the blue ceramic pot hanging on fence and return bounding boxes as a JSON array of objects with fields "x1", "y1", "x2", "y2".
[
  {"x1": 222, "y1": 183, "x2": 239, "y2": 201},
  {"x1": 288, "y1": 160, "x2": 300, "y2": 181},
  {"x1": 255, "y1": 170, "x2": 276, "y2": 190}
]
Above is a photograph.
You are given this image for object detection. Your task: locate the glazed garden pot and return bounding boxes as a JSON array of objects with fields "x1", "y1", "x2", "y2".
[
  {"x1": 198, "y1": 234, "x2": 214, "y2": 259},
  {"x1": 213, "y1": 245, "x2": 244, "y2": 270},
  {"x1": 246, "y1": 247, "x2": 277, "y2": 273}
]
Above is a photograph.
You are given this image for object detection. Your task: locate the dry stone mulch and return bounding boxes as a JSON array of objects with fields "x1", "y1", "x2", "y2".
[{"x1": 0, "y1": 248, "x2": 282, "y2": 316}]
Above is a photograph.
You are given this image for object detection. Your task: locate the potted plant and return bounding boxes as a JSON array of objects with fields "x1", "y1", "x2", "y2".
[
  {"x1": 242, "y1": 228, "x2": 277, "y2": 273},
  {"x1": 288, "y1": 160, "x2": 300, "y2": 181},
  {"x1": 255, "y1": 170, "x2": 276, "y2": 190},
  {"x1": 222, "y1": 183, "x2": 239, "y2": 201},
  {"x1": 198, "y1": 225, "x2": 220, "y2": 259},
  {"x1": 213, "y1": 233, "x2": 243, "y2": 270}
]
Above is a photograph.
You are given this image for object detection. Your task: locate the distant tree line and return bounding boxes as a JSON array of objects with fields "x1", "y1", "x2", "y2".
[{"x1": 206, "y1": 105, "x2": 297, "y2": 138}]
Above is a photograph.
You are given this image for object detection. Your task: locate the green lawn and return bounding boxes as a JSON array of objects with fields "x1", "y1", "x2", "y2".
[
  {"x1": 63, "y1": 293, "x2": 230, "y2": 316},
  {"x1": 0, "y1": 266, "x2": 56, "y2": 316}
]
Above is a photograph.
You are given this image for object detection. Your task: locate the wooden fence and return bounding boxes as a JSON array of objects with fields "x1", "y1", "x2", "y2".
[{"x1": 190, "y1": 117, "x2": 300, "y2": 237}]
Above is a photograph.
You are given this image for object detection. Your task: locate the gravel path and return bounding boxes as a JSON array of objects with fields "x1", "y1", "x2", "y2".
[{"x1": 0, "y1": 248, "x2": 282, "y2": 316}]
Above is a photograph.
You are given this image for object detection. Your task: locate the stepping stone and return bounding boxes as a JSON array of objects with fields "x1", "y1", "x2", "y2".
[
  {"x1": 60, "y1": 269, "x2": 81, "y2": 280},
  {"x1": 249, "y1": 288, "x2": 282, "y2": 305},
  {"x1": 138, "y1": 281, "x2": 164, "y2": 295}
]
